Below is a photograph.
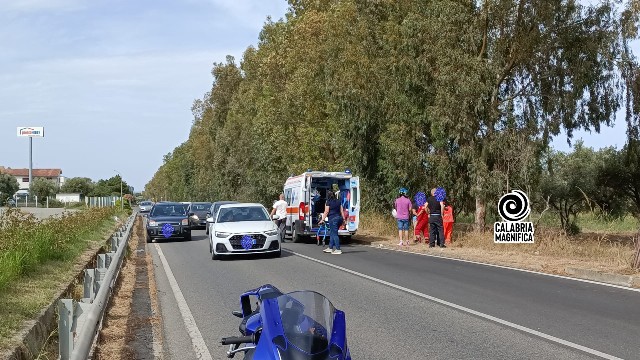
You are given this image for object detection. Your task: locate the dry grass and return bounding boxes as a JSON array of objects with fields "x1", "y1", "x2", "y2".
[
  {"x1": 0, "y1": 218, "x2": 119, "y2": 353},
  {"x1": 358, "y1": 212, "x2": 640, "y2": 277},
  {"x1": 95, "y1": 215, "x2": 163, "y2": 360}
]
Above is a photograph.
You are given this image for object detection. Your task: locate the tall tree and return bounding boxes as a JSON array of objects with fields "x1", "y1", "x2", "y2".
[
  {"x1": 60, "y1": 177, "x2": 94, "y2": 195},
  {"x1": 0, "y1": 173, "x2": 19, "y2": 205},
  {"x1": 30, "y1": 178, "x2": 57, "y2": 202}
]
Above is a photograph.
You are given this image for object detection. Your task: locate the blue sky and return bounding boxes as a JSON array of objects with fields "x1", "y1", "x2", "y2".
[{"x1": 0, "y1": 0, "x2": 633, "y2": 192}]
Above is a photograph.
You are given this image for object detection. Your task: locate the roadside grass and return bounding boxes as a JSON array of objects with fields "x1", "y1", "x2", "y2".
[
  {"x1": 359, "y1": 211, "x2": 639, "y2": 274},
  {"x1": 0, "y1": 208, "x2": 121, "y2": 352}
]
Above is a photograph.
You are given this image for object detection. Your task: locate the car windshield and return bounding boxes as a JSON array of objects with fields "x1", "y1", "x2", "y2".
[
  {"x1": 150, "y1": 204, "x2": 187, "y2": 217},
  {"x1": 140, "y1": 201, "x2": 152, "y2": 206},
  {"x1": 216, "y1": 206, "x2": 269, "y2": 223},
  {"x1": 190, "y1": 203, "x2": 210, "y2": 211},
  {"x1": 276, "y1": 291, "x2": 335, "y2": 356}
]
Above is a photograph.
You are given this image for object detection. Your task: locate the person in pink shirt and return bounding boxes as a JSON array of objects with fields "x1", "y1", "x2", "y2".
[{"x1": 394, "y1": 188, "x2": 412, "y2": 246}]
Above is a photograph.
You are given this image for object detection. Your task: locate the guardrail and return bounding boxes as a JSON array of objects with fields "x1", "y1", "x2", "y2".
[{"x1": 57, "y1": 212, "x2": 137, "y2": 360}]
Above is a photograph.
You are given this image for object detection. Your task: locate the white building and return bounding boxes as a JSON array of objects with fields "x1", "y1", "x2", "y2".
[
  {"x1": 0, "y1": 166, "x2": 64, "y2": 191},
  {"x1": 56, "y1": 193, "x2": 81, "y2": 203}
]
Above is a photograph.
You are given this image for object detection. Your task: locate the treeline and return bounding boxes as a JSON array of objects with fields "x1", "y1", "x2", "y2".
[
  {"x1": 0, "y1": 174, "x2": 133, "y2": 206},
  {"x1": 145, "y1": 0, "x2": 640, "y2": 233}
]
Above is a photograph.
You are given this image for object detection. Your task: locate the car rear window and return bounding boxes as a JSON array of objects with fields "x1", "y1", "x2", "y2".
[{"x1": 151, "y1": 204, "x2": 187, "y2": 217}]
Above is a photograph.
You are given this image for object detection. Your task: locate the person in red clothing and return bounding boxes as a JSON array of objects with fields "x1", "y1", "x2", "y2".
[
  {"x1": 443, "y1": 200, "x2": 454, "y2": 245},
  {"x1": 413, "y1": 202, "x2": 429, "y2": 243}
]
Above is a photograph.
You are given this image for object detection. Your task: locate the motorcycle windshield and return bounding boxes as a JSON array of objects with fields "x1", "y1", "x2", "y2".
[{"x1": 276, "y1": 291, "x2": 335, "y2": 356}]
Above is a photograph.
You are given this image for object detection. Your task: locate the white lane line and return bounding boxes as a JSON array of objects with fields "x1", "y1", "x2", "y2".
[
  {"x1": 362, "y1": 244, "x2": 640, "y2": 292},
  {"x1": 288, "y1": 250, "x2": 623, "y2": 360},
  {"x1": 154, "y1": 243, "x2": 213, "y2": 360}
]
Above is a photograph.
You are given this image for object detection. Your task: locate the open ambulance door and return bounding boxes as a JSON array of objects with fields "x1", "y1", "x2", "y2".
[{"x1": 348, "y1": 177, "x2": 360, "y2": 232}]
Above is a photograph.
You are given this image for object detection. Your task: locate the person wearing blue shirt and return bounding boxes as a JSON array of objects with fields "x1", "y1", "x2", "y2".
[{"x1": 320, "y1": 190, "x2": 347, "y2": 255}]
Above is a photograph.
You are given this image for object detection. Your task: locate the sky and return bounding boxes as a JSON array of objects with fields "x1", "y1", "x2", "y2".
[{"x1": 0, "y1": 0, "x2": 634, "y2": 192}]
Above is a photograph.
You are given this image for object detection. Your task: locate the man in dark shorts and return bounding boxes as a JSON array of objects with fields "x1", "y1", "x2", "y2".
[{"x1": 425, "y1": 188, "x2": 446, "y2": 248}]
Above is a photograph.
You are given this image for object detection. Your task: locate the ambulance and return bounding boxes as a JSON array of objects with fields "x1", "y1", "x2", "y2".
[{"x1": 282, "y1": 170, "x2": 360, "y2": 242}]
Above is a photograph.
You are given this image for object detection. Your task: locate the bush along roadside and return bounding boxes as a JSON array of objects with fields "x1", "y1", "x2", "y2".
[{"x1": 0, "y1": 207, "x2": 120, "y2": 291}]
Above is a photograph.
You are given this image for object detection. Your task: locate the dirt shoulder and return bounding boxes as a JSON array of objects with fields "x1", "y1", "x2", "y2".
[{"x1": 95, "y1": 215, "x2": 163, "y2": 360}]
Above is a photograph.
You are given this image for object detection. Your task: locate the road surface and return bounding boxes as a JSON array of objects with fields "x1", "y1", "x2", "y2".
[
  {"x1": 0, "y1": 207, "x2": 75, "y2": 220},
  {"x1": 148, "y1": 229, "x2": 640, "y2": 360}
]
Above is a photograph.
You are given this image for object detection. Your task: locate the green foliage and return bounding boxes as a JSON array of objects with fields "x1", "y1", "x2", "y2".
[
  {"x1": 60, "y1": 177, "x2": 94, "y2": 195},
  {"x1": 145, "y1": 0, "x2": 640, "y2": 228},
  {"x1": 0, "y1": 174, "x2": 19, "y2": 205},
  {"x1": 0, "y1": 207, "x2": 117, "y2": 291},
  {"x1": 90, "y1": 175, "x2": 130, "y2": 197},
  {"x1": 46, "y1": 199, "x2": 65, "y2": 208},
  {"x1": 30, "y1": 178, "x2": 57, "y2": 202},
  {"x1": 114, "y1": 199, "x2": 132, "y2": 214}
]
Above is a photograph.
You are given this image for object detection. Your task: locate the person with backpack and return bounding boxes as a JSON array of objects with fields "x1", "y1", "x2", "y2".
[{"x1": 394, "y1": 188, "x2": 412, "y2": 246}]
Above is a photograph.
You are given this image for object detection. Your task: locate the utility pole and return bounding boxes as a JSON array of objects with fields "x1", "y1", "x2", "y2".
[
  {"x1": 114, "y1": 170, "x2": 123, "y2": 211},
  {"x1": 17, "y1": 127, "x2": 44, "y2": 196}
]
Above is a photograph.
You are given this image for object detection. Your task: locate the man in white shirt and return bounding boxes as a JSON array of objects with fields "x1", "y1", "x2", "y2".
[{"x1": 271, "y1": 193, "x2": 288, "y2": 242}]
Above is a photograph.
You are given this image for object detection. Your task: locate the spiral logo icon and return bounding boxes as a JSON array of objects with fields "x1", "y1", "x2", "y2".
[{"x1": 498, "y1": 190, "x2": 530, "y2": 222}]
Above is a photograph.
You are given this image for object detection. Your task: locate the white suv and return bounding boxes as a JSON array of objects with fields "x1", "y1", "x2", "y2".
[{"x1": 208, "y1": 203, "x2": 281, "y2": 260}]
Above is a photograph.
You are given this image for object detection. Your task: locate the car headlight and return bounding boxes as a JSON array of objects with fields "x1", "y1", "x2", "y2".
[
  {"x1": 265, "y1": 229, "x2": 279, "y2": 236},
  {"x1": 181, "y1": 219, "x2": 189, "y2": 226},
  {"x1": 149, "y1": 220, "x2": 157, "y2": 227},
  {"x1": 215, "y1": 231, "x2": 230, "y2": 238}
]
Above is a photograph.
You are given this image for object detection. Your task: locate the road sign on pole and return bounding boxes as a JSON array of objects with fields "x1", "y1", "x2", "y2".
[{"x1": 17, "y1": 127, "x2": 44, "y2": 196}]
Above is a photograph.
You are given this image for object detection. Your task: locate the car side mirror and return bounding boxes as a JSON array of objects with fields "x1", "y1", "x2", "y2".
[
  {"x1": 232, "y1": 310, "x2": 243, "y2": 318},
  {"x1": 206, "y1": 217, "x2": 214, "y2": 222},
  {"x1": 189, "y1": 212, "x2": 195, "y2": 217}
]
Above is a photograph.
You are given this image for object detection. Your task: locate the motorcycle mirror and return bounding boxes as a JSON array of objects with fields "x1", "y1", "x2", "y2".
[{"x1": 232, "y1": 310, "x2": 243, "y2": 318}]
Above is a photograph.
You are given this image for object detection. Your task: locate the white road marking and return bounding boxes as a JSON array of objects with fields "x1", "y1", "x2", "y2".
[
  {"x1": 288, "y1": 250, "x2": 624, "y2": 360},
  {"x1": 154, "y1": 243, "x2": 213, "y2": 360},
  {"x1": 365, "y1": 244, "x2": 640, "y2": 292}
]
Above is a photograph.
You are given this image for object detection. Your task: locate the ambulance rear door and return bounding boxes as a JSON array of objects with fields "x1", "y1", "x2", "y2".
[{"x1": 348, "y1": 177, "x2": 360, "y2": 232}]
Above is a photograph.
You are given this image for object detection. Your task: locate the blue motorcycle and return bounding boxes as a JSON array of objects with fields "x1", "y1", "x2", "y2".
[{"x1": 221, "y1": 284, "x2": 351, "y2": 360}]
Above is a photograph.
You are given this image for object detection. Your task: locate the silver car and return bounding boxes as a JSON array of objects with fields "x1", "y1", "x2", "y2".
[{"x1": 139, "y1": 201, "x2": 154, "y2": 213}]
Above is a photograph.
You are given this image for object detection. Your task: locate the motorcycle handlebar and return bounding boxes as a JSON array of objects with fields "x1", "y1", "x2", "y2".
[{"x1": 221, "y1": 335, "x2": 254, "y2": 345}]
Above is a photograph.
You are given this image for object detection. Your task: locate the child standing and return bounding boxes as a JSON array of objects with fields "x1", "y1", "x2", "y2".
[
  {"x1": 413, "y1": 192, "x2": 429, "y2": 244},
  {"x1": 443, "y1": 201, "x2": 454, "y2": 245},
  {"x1": 414, "y1": 203, "x2": 429, "y2": 243}
]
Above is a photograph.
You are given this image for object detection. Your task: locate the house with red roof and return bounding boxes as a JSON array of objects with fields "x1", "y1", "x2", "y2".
[{"x1": 0, "y1": 166, "x2": 65, "y2": 192}]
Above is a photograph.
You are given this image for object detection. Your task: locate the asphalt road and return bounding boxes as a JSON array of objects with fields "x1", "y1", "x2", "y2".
[
  {"x1": 148, "y1": 229, "x2": 640, "y2": 360},
  {"x1": 0, "y1": 207, "x2": 74, "y2": 219}
]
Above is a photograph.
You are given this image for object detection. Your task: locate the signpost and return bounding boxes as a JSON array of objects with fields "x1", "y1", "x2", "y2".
[{"x1": 17, "y1": 127, "x2": 45, "y2": 196}]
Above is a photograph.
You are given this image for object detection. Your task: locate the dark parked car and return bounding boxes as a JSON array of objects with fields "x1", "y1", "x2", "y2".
[
  {"x1": 205, "y1": 201, "x2": 239, "y2": 235},
  {"x1": 187, "y1": 202, "x2": 212, "y2": 229},
  {"x1": 146, "y1": 202, "x2": 192, "y2": 243}
]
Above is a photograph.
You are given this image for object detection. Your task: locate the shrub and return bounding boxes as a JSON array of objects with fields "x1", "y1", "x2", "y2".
[{"x1": 0, "y1": 207, "x2": 118, "y2": 291}]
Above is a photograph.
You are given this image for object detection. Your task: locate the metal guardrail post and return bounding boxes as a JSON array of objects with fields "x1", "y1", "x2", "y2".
[
  {"x1": 58, "y1": 299, "x2": 74, "y2": 360},
  {"x1": 97, "y1": 254, "x2": 106, "y2": 269},
  {"x1": 83, "y1": 269, "x2": 96, "y2": 302},
  {"x1": 110, "y1": 236, "x2": 118, "y2": 252},
  {"x1": 68, "y1": 212, "x2": 136, "y2": 360},
  {"x1": 58, "y1": 212, "x2": 137, "y2": 360}
]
